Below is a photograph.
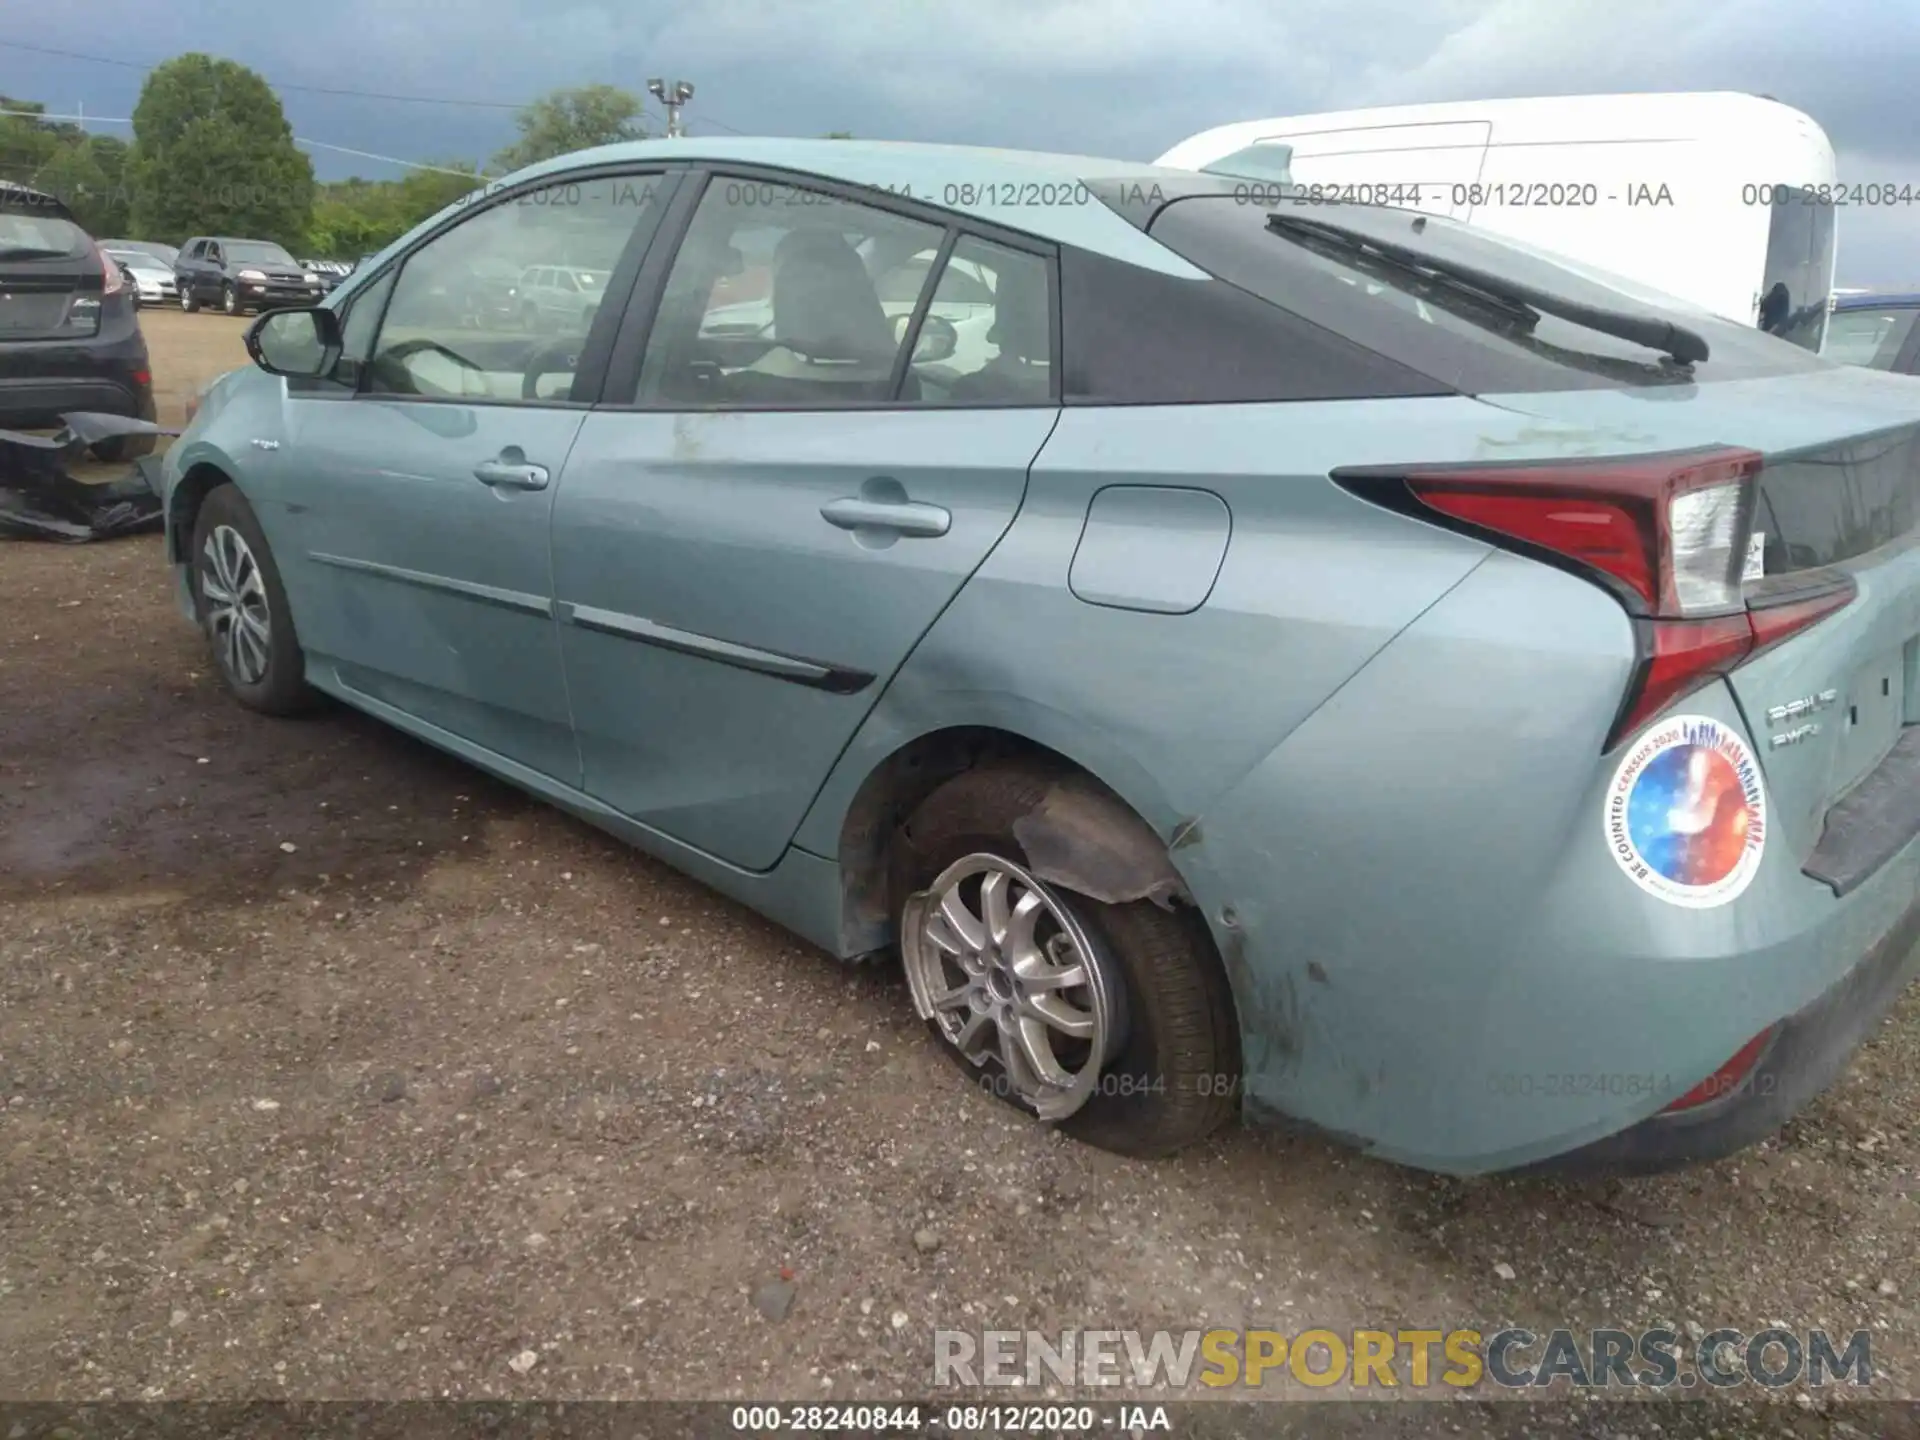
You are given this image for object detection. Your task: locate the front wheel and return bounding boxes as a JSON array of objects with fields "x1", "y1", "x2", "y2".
[
  {"x1": 189, "y1": 485, "x2": 318, "y2": 715},
  {"x1": 893, "y1": 766, "x2": 1241, "y2": 1158},
  {"x1": 181, "y1": 288, "x2": 200, "y2": 314},
  {"x1": 221, "y1": 283, "x2": 240, "y2": 315}
]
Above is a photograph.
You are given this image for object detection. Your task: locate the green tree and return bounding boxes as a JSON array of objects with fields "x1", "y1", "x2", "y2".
[
  {"x1": 35, "y1": 135, "x2": 132, "y2": 235},
  {"x1": 493, "y1": 84, "x2": 646, "y2": 172},
  {"x1": 0, "y1": 97, "x2": 79, "y2": 187},
  {"x1": 127, "y1": 54, "x2": 314, "y2": 246},
  {"x1": 304, "y1": 162, "x2": 482, "y2": 259}
]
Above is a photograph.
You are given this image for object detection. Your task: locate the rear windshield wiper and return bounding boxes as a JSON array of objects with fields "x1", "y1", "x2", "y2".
[
  {"x1": 1265, "y1": 214, "x2": 1543, "y2": 334},
  {"x1": 1266, "y1": 212, "x2": 1711, "y2": 366}
]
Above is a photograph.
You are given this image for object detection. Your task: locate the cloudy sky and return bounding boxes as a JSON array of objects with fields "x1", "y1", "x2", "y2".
[{"x1": 8, "y1": 0, "x2": 1920, "y2": 283}]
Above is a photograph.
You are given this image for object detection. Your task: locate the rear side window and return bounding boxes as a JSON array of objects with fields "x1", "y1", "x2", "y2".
[
  {"x1": 1823, "y1": 307, "x2": 1919, "y2": 370},
  {"x1": 1757, "y1": 188, "x2": 1836, "y2": 352},
  {"x1": 1144, "y1": 194, "x2": 1830, "y2": 394}
]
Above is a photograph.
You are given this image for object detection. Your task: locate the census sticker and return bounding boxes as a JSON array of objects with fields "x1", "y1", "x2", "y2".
[{"x1": 1603, "y1": 715, "x2": 1766, "y2": 908}]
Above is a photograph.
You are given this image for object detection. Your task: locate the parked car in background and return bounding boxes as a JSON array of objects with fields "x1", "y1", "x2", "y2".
[
  {"x1": 515, "y1": 263, "x2": 612, "y2": 330},
  {"x1": 299, "y1": 258, "x2": 354, "y2": 294},
  {"x1": 159, "y1": 139, "x2": 1920, "y2": 1177},
  {"x1": 174, "y1": 236, "x2": 326, "y2": 315},
  {"x1": 0, "y1": 181, "x2": 155, "y2": 458},
  {"x1": 1822, "y1": 293, "x2": 1920, "y2": 373},
  {"x1": 105, "y1": 247, "x2": 180, "y2": 308},
  {"x1": 100, "y1": 238, "x2": 180, "y2": 270}
]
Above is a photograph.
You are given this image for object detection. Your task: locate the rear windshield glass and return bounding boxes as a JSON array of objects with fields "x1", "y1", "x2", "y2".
[
  {"x1": 1145, "y1": 191, "x2": 1830, "y2": 393},
  {"x1": 0, "y1": 206, "x2": 89, "y2": 260},
  {"x1": 1757, "y1": 187, "x2": 1836, "y2": 352},
  {"x1": 1823, "y1": 306, "x2": 1918, "y2": 370},
  {"x1": 227, "y1": 241, "x2": 297, "y2": 265}
]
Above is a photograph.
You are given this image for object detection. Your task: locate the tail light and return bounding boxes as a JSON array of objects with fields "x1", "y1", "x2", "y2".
[
  {"x1": 1334, "y1": 448, "x2": 1857, "y2": 748},
  {"x1": 97, "y1": 244, "x2": 126, "y2": 296}
]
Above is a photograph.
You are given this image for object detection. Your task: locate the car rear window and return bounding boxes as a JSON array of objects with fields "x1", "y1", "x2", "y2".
[
  {"x1": 1142, "y1": 192, "x2": 1831, "y2": 394},
  {"x1": 0, "y1": 205, "x2": 90, "y2": 261}
]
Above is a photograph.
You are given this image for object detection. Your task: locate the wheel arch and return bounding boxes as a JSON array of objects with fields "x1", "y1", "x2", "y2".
[
  {"x1": 828, "y1": 723, "x2": 1198, "y2": 957},
  {"x1": 167, "y1": 460, "x2": 238, "y2": 565}
]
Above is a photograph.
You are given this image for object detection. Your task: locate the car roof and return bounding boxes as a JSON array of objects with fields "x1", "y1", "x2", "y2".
[
  {"x1": 0, "y1": 179, "x2": 77, "y2": 222},
  {"x1": 1833, "y1": 293, "x2": 1920, "y2": 310},
  {"x1": 488, "y1": 138, "x2": 1212, "y2": 278}
]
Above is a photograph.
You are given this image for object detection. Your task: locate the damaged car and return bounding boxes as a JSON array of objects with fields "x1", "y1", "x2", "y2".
[
  {"x1": 155, "y1": 139, "x2": 1920, "y2": 1175},
  {"x1": 0, "y1": 181, "x2": 157, "y2": 457}
]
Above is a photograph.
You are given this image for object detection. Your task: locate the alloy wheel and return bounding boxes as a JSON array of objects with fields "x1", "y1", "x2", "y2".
[
  {"x1": 199, "y1": 524, "x2": 271, "y2": 686},
  {"x1": 901, "y1": 853, "x2": 1124, "y2": 1121}
]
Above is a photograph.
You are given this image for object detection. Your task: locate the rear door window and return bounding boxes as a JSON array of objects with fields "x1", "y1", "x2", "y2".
[{"x1": 1756, "y1": 188, "x2": 1836, "y2": 352}]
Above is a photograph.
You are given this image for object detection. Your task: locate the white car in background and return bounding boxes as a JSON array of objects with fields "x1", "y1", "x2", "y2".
[{"x1": 104, "y1": 248, "x2": 179, "y2": 307}]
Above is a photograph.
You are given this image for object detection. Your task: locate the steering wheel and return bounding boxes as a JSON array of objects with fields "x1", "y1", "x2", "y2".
[
  {"x1": 522, "y1": 338, "x2": 582, "y2": 401},
  {"x1": 370, "y1": 337, "x2": 487, "y2": 397}
]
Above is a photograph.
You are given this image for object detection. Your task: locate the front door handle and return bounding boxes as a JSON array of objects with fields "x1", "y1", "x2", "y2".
[
  {"x1": 820, "y1": 495, "x2": 950, "y2": 538},
  {"x1": 473, "y1": 455, "x2": 550, "y2": 491}
]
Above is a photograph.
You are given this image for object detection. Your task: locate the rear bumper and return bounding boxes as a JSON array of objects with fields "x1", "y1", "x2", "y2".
[
  {"x1": 0, "y1": 317, "x2": 153, "y2": 429},
  {"x1": 1527, "y1": 883, "x2": 1920, "y2": 1173}
]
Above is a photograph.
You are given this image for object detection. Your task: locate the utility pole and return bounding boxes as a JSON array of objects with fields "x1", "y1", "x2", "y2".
[{"x1": 648, "y1": 79, "x2": 694, "y2": 138}]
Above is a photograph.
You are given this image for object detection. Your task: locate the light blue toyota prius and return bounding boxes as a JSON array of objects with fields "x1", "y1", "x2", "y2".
[{"x1": 159, "y1": 138, "x2": 1920, "y2": 1175}]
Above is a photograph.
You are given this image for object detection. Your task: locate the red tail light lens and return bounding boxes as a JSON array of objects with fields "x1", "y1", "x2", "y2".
[
  {"x1": 98, "y1": 244, "x2": 125, "y2": 296},
  {"x1": 1401, "y1": 449, "x2": 1761, "y2": 616},
  {"x1": 1335, "y1": 448, "x2": 1856, "y2": 749}
]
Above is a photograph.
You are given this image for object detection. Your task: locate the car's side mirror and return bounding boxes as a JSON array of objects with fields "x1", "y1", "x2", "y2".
[
  {"x1": 246, "y1": 306, "x2": 343, "y2": 378},
  {"x1": 911, "y1": 314, "x2": 959, "y2": 364}
]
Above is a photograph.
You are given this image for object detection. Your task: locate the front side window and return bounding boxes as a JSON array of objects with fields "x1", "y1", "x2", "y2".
[
  {"x1": 1822, "y1": 306, "x2": 1919, "y2": 370},
  {"x1": 367, "y1": 173, "x2": 666, "y2": 401},
  {"x1": 636, "y1": 178, "x2": 942, "y2": 406}
]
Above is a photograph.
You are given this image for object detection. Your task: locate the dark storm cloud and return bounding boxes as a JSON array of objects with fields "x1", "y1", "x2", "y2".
[{"x1": 6, "y1": 0, "x2": 1918, "y2": 281}]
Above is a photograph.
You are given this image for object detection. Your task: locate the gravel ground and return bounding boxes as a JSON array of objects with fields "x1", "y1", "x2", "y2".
[{"x1": 0, "y1": 311, "x2": 1915, "y2": 1434}]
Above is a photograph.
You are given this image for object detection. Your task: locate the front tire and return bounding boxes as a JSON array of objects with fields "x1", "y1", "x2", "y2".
[
  {"x1": 181, "y1": 288, "x2": 200, "y2": 314},
  {"x1": 189, "y1": 485, "x2": 317, "y2": 716},
  {"x1": 221, "y1": 283, "x2": 240, "y2": 315},
  {"x1": 892, "y1": 766, "x2": 1241, "y2": 1159}
]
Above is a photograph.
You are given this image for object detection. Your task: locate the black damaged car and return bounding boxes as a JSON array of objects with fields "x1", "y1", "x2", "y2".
[{"x1": 0, "y1": 181, "x2": 156, "y2": 459}]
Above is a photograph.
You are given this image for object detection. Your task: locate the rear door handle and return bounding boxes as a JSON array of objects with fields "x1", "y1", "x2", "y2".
[
  {"x1": 819, "y1": 496, "x2": 950, "y2": 538},
  {"x1": 473, "y1": 456, "x2": 550, "y2": 491}
]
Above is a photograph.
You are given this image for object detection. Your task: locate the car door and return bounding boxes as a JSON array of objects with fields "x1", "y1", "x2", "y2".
[
  {"x1": 177, "y1": 239, "x2": 205, "y2": 299},
  {"x1": 550, "y1": 171, "x2": 1061, "y2": 870},
  {"x1": 269, "y1": 168, "x2": 678, "y2": 782},
  {"x1": 203, "y1": 241, "x2": 225, "y2": 297}
]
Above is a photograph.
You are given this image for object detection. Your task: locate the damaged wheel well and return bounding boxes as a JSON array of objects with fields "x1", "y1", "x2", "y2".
[
  {"x1": 168, "y1": 462, "x2": 234, "y2": 564},
  {"x1": 837, "y1": 726, "x2": 1197, "y2": 953}
]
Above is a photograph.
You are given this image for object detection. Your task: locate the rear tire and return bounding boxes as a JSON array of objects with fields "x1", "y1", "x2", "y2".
[
  {"x1": 189, "y1": 484, "x2": 318, "y2": 716},
  {"x1": 892, "y1": 765, "x2": 1241, "y2": 1159}
]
